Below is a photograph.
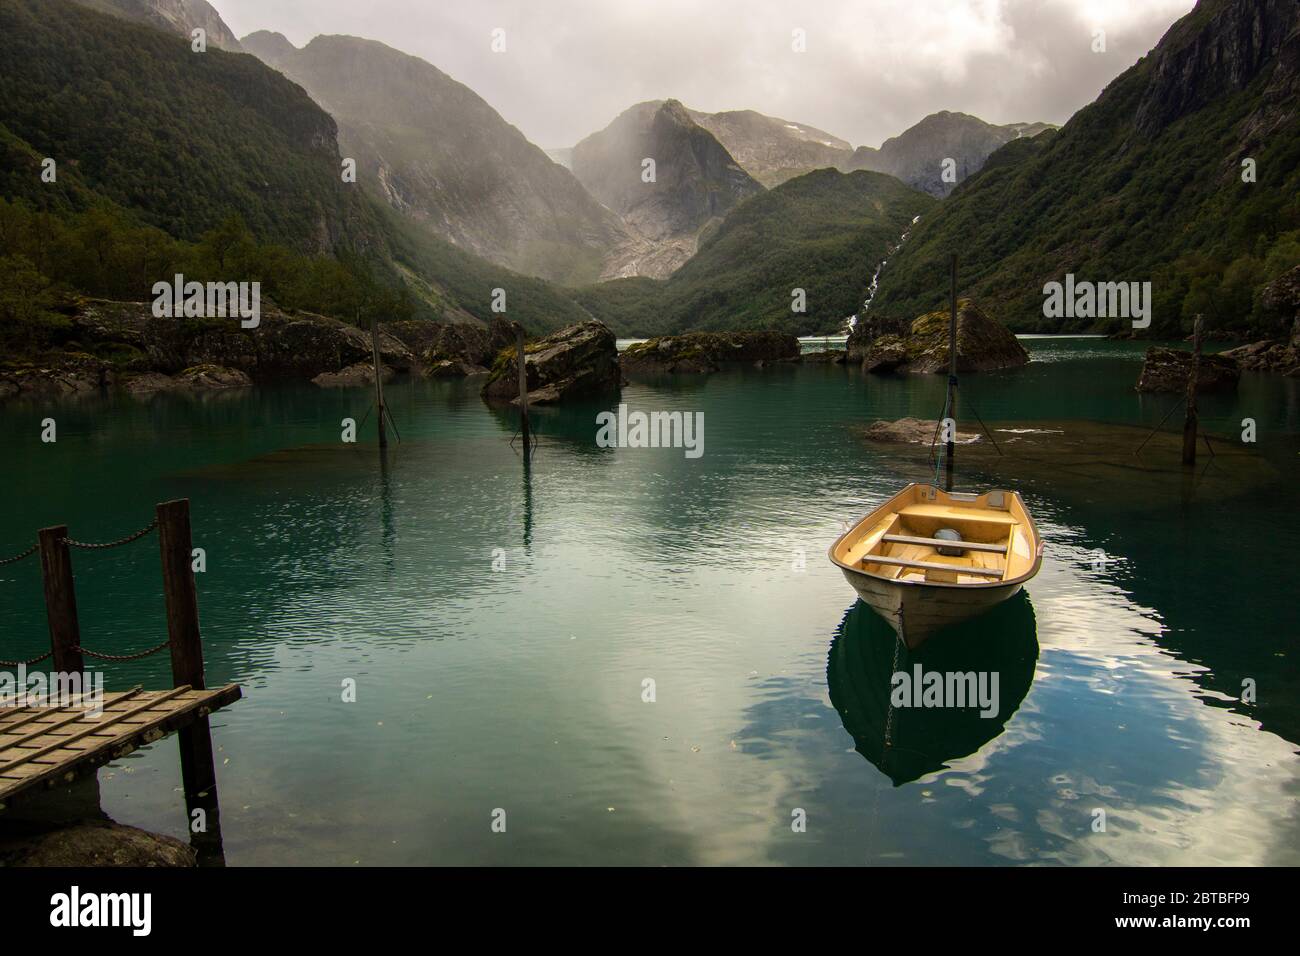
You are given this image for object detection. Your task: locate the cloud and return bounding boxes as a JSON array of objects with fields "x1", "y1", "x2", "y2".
[{"x1": 215, "y1": 0, "x2": 1196, "y2": 148}]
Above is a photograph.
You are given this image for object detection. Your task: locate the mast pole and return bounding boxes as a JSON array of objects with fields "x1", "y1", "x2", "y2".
[{"x1": 945, "y1": 254, "x2": 958, "y2": 492}]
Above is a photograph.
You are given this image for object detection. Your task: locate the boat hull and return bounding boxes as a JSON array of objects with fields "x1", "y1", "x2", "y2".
[
  {"x1": 838, "y1": 566, "x2": 1024, "y2": 649},
  {"x1": 829, "y1": 484, "x2": 1043, "y2": 649}
]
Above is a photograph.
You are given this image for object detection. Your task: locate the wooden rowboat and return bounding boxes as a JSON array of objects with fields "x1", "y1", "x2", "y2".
[{"x1": 828, "y1": 483, "x2": 1043, "y2": 649}]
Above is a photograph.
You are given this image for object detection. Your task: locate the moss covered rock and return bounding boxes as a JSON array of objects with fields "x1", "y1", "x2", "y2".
[
  {"x1": 481, "y1": 320, "x2": 621, "y2": 405},
  {"x1": 620, "y1": 330, "x2": 799, "y2": 376},
  {"x1": 863, "y1": 299, "x2": 1028, "y2": 374}
]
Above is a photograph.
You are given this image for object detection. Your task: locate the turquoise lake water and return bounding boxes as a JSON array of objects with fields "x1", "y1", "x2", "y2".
[{"x1": 1, "y1": 338, "x2": 1298, "y2": 865}]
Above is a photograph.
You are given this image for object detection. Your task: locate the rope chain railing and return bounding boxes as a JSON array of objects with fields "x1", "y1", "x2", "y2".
[
  {"x1": 2, "y1": 511, "x2": 173, "y2": 670},
  {"x1": 0, "y1": 649, "x2": 53, "y2": 668},
  {"x1": 0, "y1": 543, "x2": 38, "y2": 566},
  {"x1": 74, "y1": 638, "x2": 172, "y2": 662},
  {"x1": 62, "y1": 517, "x2": 158, "y2": 551}
]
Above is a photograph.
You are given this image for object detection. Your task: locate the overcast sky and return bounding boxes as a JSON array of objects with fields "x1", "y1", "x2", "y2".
[{"x1": 214, "y1": 0, "x2": 1196, "y2": 149}]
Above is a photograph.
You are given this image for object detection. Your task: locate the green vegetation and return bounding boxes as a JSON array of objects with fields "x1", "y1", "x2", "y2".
[
  {"x1": 869, "y1": 26, "x2": 1300, "y2": 338},
  {"x1": 576, "y1": 169, "x2": 937, "y2": 336}
]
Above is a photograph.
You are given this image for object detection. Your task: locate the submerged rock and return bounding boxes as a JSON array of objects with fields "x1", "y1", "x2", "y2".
[
  {"x1": 620, "y1": 330, "x2": 799, "y2": 376},
  {"x1": 481, "y1": 320, "x2": 621, "y2": 406},
  {"x1": 1135, "y1": 346, "x2": 1240, "y2": 392},
  {"x1": 0, "y1": 820, "x2": 196, "y2": 867},
  {"x1": 862, "y1": 300, "x2": 1028, "y2": 374}
]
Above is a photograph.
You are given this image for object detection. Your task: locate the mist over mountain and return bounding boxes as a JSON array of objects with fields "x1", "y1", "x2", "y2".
[
  {"x1": 241, "y1": 30, "x2": 641, "y2": 286},
  {"x1": 72, "y1": 0, "x2": 244, "y2": 51},
  {"x1": 571, "y1": 100, "x2": 764, "y2": 278}
]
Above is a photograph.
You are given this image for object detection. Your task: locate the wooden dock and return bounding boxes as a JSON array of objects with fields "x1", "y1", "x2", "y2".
[
  {"x1": 0, "y1": 684, "x2": 241, "y2": 808},
  {"x1": 1, "y1": 498, "x2": 241, "y2": 863}
]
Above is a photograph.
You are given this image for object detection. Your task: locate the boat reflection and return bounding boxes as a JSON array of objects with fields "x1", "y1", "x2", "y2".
[{"x1": 827, "y1": 592, "x2": 1039, "y2": 786}]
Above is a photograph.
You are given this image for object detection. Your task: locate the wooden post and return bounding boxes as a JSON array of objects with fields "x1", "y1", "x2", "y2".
[
  {"x1": 1182, "y1": 315, "x2": 1202, "y2": 466},
  {"x1": 158, "y1": 499, "x2": 204, "y2": 691},
  {"x1": 945, "y1": 254, "x2": 958, "y2": 492},
  {"x1": 516, "y1": 326, "x2": 531, "y2": 452},
  {"x1": 370, "y1": 315, "x2": 388, "y2": 450},
  {"x1": 156, "y1": 499, "x2": 218, "y2": 805},
  {"x1": 38, "y1": 525, "x2": 83, "y2": 675}
]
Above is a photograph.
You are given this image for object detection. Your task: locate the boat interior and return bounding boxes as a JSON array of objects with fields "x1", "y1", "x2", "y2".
[{"x1": 832, "y1": 485, "x2": 1039, "y2": 586}]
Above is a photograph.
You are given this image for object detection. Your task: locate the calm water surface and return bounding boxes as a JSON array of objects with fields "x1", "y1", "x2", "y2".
[{"x1": 2, "y1": 339, "x2": 1298, "y2": 865}]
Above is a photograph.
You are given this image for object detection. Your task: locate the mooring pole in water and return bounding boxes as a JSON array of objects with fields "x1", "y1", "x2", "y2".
[
  {"x1": 39, "y1": 525, "x2": 83, "y2": 676},
  {"x1": 945, "y1": 254, "x2": 958, "y2": 492},
  {"x1": 1182, "y1": 314, "x2": 1202, "y2": 466},
  {"x1": 515, "y1": 326, "x2": 531, "y2": 453},
  {"x1": 369, "y1": 314, "x2": 388, "y2": 450}
]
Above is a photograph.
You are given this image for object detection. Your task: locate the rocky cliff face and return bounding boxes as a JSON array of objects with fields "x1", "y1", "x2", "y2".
[
  {"x1": 74, "y1": 0, "x2": 243, "y2": 51},
  {"x1": 571, "y1": 100, "x2": 764, "y2": 277},
  {"x1": 241, "y1": 32, "x2": 640, "y2": 286},
  {"x1": 1134, "y1": 0, "x2": 1299, "y2": 137},
  {"x1": 848, "y1": 112, "x2": 1056, "y2": 197}
]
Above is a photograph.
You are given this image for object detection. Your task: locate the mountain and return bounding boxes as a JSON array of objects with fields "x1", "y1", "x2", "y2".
[
  {"x1": 575, "y1": 168, "x2": 936, "y2": 337},
  {"x1": 0, "y1": 0, "x2": 599, "y2": 337},
  {"x1": 3, "y1": 0, "x2": 368, "y2": 252},
  {"x1": 682, "y1": 107, "x2": 853, "y2": 187},
  {"x1": 241, "y1": 31, "x2": 640, "y2": 286},
  {"x1": 72, "y1": 0, "x2": 243, "y2": 51},
  {"x1": 848, "y1": 112, "x2": 1056, "y2": 197},
  {"x1": 571, "y1": 100, "x2": 765, "y2": 277},
  {"x1": 869, "y1": 0, "x2": 1300, "y2": 337}
]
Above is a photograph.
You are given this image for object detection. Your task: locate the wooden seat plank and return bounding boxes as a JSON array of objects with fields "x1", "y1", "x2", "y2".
[
  {"x1": 882, "y1": 533, "x2": 1008, "y2": 554},
  {"x1": 861, "y1": 554, "x2": 1006, "y2": 579}
]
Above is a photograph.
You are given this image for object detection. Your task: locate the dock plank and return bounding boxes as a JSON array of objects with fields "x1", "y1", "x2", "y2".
[{"x1": 0, "y1": 683, "x2": 241, "y2": 805}]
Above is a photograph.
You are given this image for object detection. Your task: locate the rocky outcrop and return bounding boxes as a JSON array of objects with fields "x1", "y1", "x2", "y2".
[
  {"x1": 383, "y1": 317, "x2": 517, "y2": 376},
  {"x1": 1262, "y1": 265, "x2": 1300, "y2": 324},
  {"x1": 801, "y1": 349, "x2": 848, "y2": 364},
  {"x1": 1220, "y1": 334, "x2": 1300, "y2": 376},
  {"x1": 1136, "y1": 346, "x2": 1241, "y2": 392},
  {"x1": 481, "y1": 321, "x2": 621, "y2": 406},
  {"x1": 122, "y1": 364, "x2": 252, "y2": 392},
  {"x1": 312, "y1": 362, "x2": 395, "y2": 388},
  {"x1": 620, "y1": 331, "x2": 800, "y2": 376},
  {"x1": 861, "y1": 300, "x2": 1028, "y2": 374},
  {"x1": 864, "y1": 417, "x2": 981, "y2": 444},
  {"x1": 0, "y1": 299, "x2": 421, "y2": 401},
  {"x1": 0, "y1": 819, "x2": 196, "y2": 867}
]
